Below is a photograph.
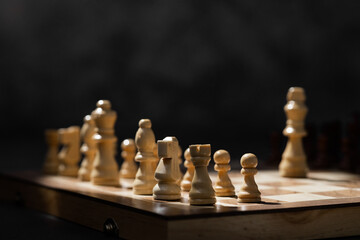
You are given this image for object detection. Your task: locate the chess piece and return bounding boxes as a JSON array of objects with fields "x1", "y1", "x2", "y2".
[
  {"x1": 78, "y1": 115, "x2": 97, "y2": 181},
  {"x1": 279, "y1": 87, "x2": 309, "y2": 178},
  {"x1": 238, "y1": 153, "x2": 261, "y2": 203},
  {"x1": 153, "y1": 137, "x2": 181, "y2": 200},
  {"x1": 119, "y1": 139, "x2": 137, "y2": 179},
  {"x1": 189, "y1": 144, "x2": 216, "y2": 205},
  {"x1": 90, "y1": 100, "x2": 119, "y2": 186},
  {"x1": 43, "y1": 129, "x2": 60, "y2": 175},
  {"x1": 133, "y1": 119, "x2": 158, "y2": 195},
  {"x1": 213, "y1": 150, "x2": 235, "y2": 197},
  {"x1": 180, "y1": 148, "x2": 194, "y2": 191},
  {"x1": 176, "y1": 145, "x2": 184, "y2": 185},
  {"x1": 58, "y1": 126, "x2": 81, "y2": 177}
]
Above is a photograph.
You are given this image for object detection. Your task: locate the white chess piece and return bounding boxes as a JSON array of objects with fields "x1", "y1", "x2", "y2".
[
  {"x1": 213, "y1": 149, "x2": 235, "y2": 197},
  {"x1": 189, "y1": 144, "x2": 216, "y2": 205},
  {"x1": 119, "y1": 139, "x2": 137, "y2": 179},
  {"x1": 90, "y1": 100, "x2": 119, "y2": 186},
  {"x1": 279, "y1": 87, "x2": 308, "y2": 178},
  {"x1": 238, "y1": 153, "x2": 261, "y2": 203},
  {"x1": 78, "y1": 115, "x2": 97, "y2": 181},
  {"x1": 153, "y1": 137, "x2": 181, "y2": 200},
  {"x1": 58, "y1": 126, "x2": 81, "y2": 177},
  {"x1": 133, "y1": 119, "x2": 157, "y2": 195},
  {"x1": 180, "y1": 148, "x2": 194, "y2": 191}
]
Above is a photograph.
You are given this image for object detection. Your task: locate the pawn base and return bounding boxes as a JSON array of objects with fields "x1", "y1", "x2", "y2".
[
  {"x1": 133, "y1": 188, "x2": 153, "y2": 195},
  {"x1": 215, "y1": 190, "x2": 236, "y2": 197},
  {"x1": 91, "y1": 177, "x2": 119, "y2": 187}
]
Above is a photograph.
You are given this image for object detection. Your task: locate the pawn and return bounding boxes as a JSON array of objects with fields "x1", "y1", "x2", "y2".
[
  {"x1": 189, "y1": 144, "x2": 216, "y2": 205},
  {"x1": 180, "y1": 148, "x2": 194, "y2": 191},
  {"x1": 213, "y1": 150, "x2": 235, "y2": 197},
  {"x1": 153, "y1": 137, "x2": 181, "y2": 200},
  {"x1": 43, "y1": 129, "x2": 60, "y2": 175},
  {"x1": 133, "y1": 119, "x2": 158, "y2": 195},
  {"x1": 176, "y1": 145, "x2": 184, "y2": 186},
  {"x1": 119, "y1": 139, "x2": 137, "y2": 179},
  {"x1": 238, "y1": 153, "x2": 261, "y2": 203},
  {"x1": 78, "y1": 115, "x2": 97, "y2": 181},
  {"x1": 58, "y1": 126, "x2": 81, "y2": 177}
]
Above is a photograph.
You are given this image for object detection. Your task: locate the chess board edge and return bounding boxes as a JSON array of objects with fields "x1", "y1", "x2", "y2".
[{"x1": 2, "y1": 171, "x2": 360, "y2": 240}]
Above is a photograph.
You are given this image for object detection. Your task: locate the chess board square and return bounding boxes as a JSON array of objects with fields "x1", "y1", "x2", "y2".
[
  {"x1": 261, "y1": 188, "x2": 296, "y2": 196},
  {"x1": 280, "y1": 184, "x2": 348, "y2": 193},
  {"x1": 264, "y1": 193, "x2": 336, "y2": 202},
  {"x1": 260, "y1": 181, "x2": 310, "y2": 187},
  {"x1": 313, "y1": 189, "x2": 360, "y2": 198}
]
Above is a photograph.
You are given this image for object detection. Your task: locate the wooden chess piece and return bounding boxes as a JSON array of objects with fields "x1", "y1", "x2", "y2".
[
  {"x1": 43, "y1": 129, "x2": 60, "y2": 175},
  {"x1": 213, "y1": 149, "x2": 235, "y2": 197},
  {"x1": 180, "y1": 148, "x2": 194, "y2": 191},
  {"x1": 78, "y1": 115, "x2": 97, "y2": 181},
  {"x1": 238, "y1": 153, "x2": 261, "y2": 203},
  {"x1": 58, "y1": 126, "x2": 81, "y2": 177},
  {"x1": 90, "y1": 100, "x2": 119, "y2": 186},
  {"x1": 119, "y1": 139, "x2": 137, "y2": 179},
  {"x1": 176, "y1": 145, "x2": 184, "y2": 186},
  {"x1": 189, "y1": 144, "x2": 216, "y2": 205},
  {"x1": 153, "y1": 137, "x2": 181, "y2": 200},
  {"x1": 133, "y1": 119, "x2": 158, "y2": 195},
  {"x1": 279, "y1": 87, "x2": 309, "y2": 178}
]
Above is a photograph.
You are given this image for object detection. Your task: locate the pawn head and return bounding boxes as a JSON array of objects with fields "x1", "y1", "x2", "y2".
[
  {"x1": 240, "y1": 153, "x2": 258, "y2": 168},
  {"x1": 184, "y1": 148, "x2": 190, "y2": 160},
  {"x1": 121, "y1": 138, "x2": 135, "y2": 152},
  {"x1": 139, "y1": 119, "x2": 152, "y2": 128},
  {"x1": 214, "y1": 149, "x2": 230, "y2": 164},
  {"x1": 96, "y1": 100, "x2": 111, "y2": 110},
  {"x1": 287, "y1": 87, "x2": 306, "y2": 102}
]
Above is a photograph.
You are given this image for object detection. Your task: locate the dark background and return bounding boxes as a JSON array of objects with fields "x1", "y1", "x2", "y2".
[
  {"x1": 1, "y1": 0, "x2": 360, "y2": 170},
  {"x1": 1, "y1": 1, "x2": 360, "y2": 239}
]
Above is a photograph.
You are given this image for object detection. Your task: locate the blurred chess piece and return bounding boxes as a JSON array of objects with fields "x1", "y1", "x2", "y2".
[
  {"x1": 133, "y1": 119, "x2": 158, "y2": 195},
  {"x1": 43, "y1": 129, "x2": 60, "y2": 175},
  {"x1": 78, "y1": 115, "x2": 97, "y2": 181},
  {"x1": 189, "y1": 144, "x2": 216, "y2": 205},
  {"x1": 90, "y1": 100, "x2": 119, "y2": 186},
  {"x1": 279, "y1": 87, "x2": 308, "y2": 178},
  {"x1": 180, "y1": 148, "x2": 194, "y2": 191},
  {"x1": 119, "y1": 139, "x2": 137, "y2": 179},
  {"x1": 153, "y1": 137, "x2": 181, "y2": 200},
  {"x1": 213, "y1": 149, "x2": 235, "y2": 197},
  {"x1": 58, "y1": 126, "x2": 81, "y2": 177}
]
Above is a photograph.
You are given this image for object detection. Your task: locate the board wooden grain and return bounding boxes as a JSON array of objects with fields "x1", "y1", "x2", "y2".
[{"x1": 1, "y1": 170, "x2": 360, "y2": 239}]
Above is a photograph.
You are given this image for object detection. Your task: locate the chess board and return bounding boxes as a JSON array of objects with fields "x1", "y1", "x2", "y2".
[{"x1": 1, "y1": 170, "x2": 360, "y2": 240}]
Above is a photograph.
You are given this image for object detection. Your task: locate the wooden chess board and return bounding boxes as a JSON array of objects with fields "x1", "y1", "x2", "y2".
[{"x1": 1, "y1": 170, "x2": 360, "y2": 239}]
